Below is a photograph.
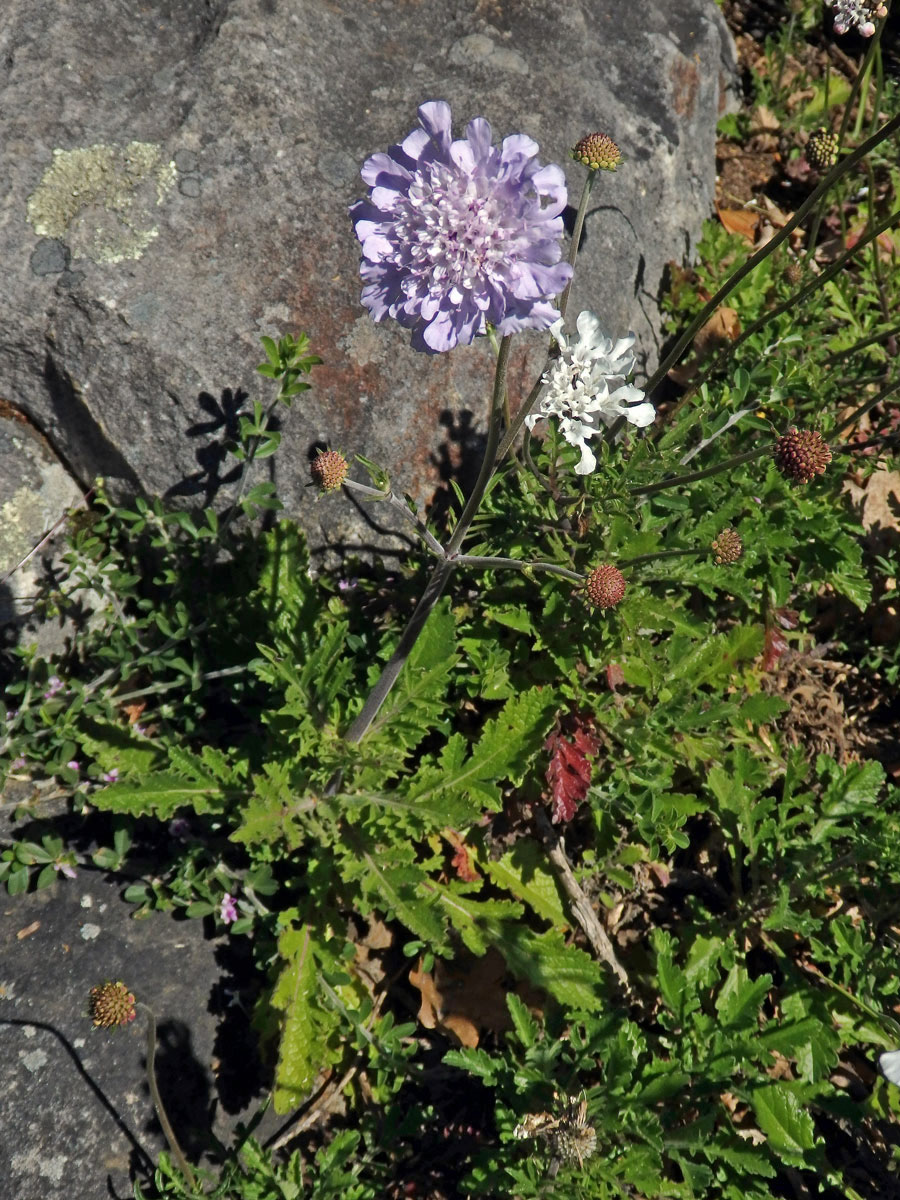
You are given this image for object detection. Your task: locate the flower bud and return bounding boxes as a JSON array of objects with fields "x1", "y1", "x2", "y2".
[
  {"x1": 783, "y1": 260, "x2": 803, "y2": 287},
  {"x1": 711, "y1": 528, "x2": 743, "y2": 565},
  {"x1": 805, "y1": 129, "x2": 838, "y2": 171},
  {"x1": 585, "y1": 565, "x2": 626, "y2": 609},
  {"x1": 311, "y1": 449, "x2": 349, "y2": 492},
  {"x1": 90, "y1": 981, "x2": 137, "y2": 1028},
  {"x1": 572, "y1": 133, "x2": 621, "y2": 172},
  {"x1": 773, "y1": 428, "x2": 832, "y2": 484}
]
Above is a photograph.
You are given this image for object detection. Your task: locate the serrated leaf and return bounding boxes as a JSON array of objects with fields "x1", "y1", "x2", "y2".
[
  {"x1": 91, "y1": 773, "x2": 223, "y2": 819},
  {"x1": 750, "y1": 1085, "x2": 819, "y2": 1164},
  {"x1": 716, "y1": 965, "x2": 772, "y2": 1028},
  {"x1": 483, "y1": 839, "x2": 568, "y2": 927},
  {"x1": 271, "y1": 926, "x2": 325, "y2": 1113},
  {"x1": 500, "y1": 927, "x2": 604, "y2": 1010}
]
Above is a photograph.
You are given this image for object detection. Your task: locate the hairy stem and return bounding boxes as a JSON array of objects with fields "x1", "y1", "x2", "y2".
[{"x1": 139, "y1": 1003, "x2": 199, "y2": 1194}]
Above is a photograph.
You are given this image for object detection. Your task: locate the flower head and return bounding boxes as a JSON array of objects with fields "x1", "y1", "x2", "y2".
[
  {"x1": 311, "y1": 449, "x2": 349, "y2": 492},
  {"x1": 350, "y1": 100, "x2": 572, "y2": 353},
  {"x1": 774, "y1": 427, "x2": 832, "y2": 484},
  {"x1": 526, "y1": 311, "x2": 654, "y2": 474},
  {"x1": 711, "y1": 528, "x2": 743, "y2": 565},
  {"x1": 89, "y1": 981, "x2": 137, "y2": 1028},
  {"x1": 101, "y1": 768, "x2": 119, "y2": 783},
  {"x1": 584, "y1": 565, "x2": 627, "y2": 610},
  {"x1": 824, "y1": 0, "x2": 886, "y2": 36},
  {"x1": 805, "y1": 129, "x2": 839, "y2": 171},
  {"x1": 572, "y1": 132, "x2": 621, "y2": 172},
  {"x1": 220, "y1": 893, "x2": 238, "y2": 924}
]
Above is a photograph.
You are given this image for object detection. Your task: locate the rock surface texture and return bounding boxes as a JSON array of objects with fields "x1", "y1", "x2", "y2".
[{"x1": 0, "y1": 0, "x2": 737, "y2": 563}]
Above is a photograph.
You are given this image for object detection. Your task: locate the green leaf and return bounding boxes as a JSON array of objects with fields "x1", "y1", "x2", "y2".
[
  {"x1": 91, "y1": 773, "x2": 223, "y2": 819},
  {"x1": 483, "y1": 839, "x2": 568, "y2": 927},
  {"x1": 271, "y1": 926, "x2": 329, "y2": 1113},
  {"x1": 750, "y1": 1084, "x2": 819, "y2": 1165}
]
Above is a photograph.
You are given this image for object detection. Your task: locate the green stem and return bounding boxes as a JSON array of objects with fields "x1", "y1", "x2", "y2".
[
  {"x1": 629, "y1": 446, "x2": 769, "y2": 498},
  {"x1": 139, "y1": 1003, "x2": 199, "y2": 1195},
  {"x1": 681, "y1": 204, "x2": 900, "y2": 407},
  {"x1": 454, "y1": 554, "x2": 584, "y2": 584},
  {"x1": 807, "y1": 28, "x2": 883, "y2": 252},
  {"x1": 445, "y1": 336, "x2": 513, "y2": 555},
  {"x1": 557, "y1": 170, "x2": 597, "y2": 323},
  {"x1": 645, "y1": 109, "x2": 900, "y2": 400},
  {"x1": 342, "y1": 339, "x2": 514, "y2": 745},
  {"x1": 618, "y1": 548, "x2": 703, "y2": 569},
  {"x1": 833, "y1": 375, "x2": 900, "y2": 438}
]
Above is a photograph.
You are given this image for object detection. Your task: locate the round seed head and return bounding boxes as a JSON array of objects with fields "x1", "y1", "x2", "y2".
[
  {"x1": 572, "y1": 133, "x2": 622, "y2": 172},
  {"x1": 805, "y1": 129, "x2": 838, "y2": 171},
  {"x1": 773, "y1": 427, "x2": 832, "y2": 484},
  {"x1": 783, "y1": 260, "x2": 803, "y2": 287},
  {"x1": 311, "y1": 450, "x2": 349, "y2": 492},
  {"x1": 90, "y1": 981, "x2": 137, "y2": 1028},
  {"x1": 711, "y1": 528, "x2": 743, "y2": 565},
  {"x1": 585, "y1": 565, "x2": 626, "y2": 609}
]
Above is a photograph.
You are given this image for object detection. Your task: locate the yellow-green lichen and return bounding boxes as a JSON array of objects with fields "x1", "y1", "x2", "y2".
[{"x1": 26, "y1": 141, "x2": 177, "y2": 264}]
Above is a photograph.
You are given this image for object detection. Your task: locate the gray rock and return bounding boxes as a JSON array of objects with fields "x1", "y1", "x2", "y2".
[
  {"x1": 0, "y1": 414, "x2": 83, "y2": 659},
  {"x1": 0, "y1": 870, "x2": 277, "y2": 1199},
  {"x1": 0, "y1": 0, "x2": 736, "y2": 562}
]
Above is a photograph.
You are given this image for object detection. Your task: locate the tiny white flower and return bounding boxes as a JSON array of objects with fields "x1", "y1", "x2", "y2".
[
  {"x1": 526, "y1": 311, "x2": 654, "y2": 475},
  {"x1": 879, "y1": 1049, "x2": 900, "y2": 1086}
]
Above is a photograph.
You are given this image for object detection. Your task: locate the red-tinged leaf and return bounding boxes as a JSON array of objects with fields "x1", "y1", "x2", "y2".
[
  {"x1": 606, "y1": 662, "x2": 626, "y2": 691},
  {"x1": 774, "y1": 608, "x2": 799, "y2": 630},
  {"x1": 762, "y1": 627, "x2": 789, "y2": 672},
  {"x1": 450, "y1": 842, "x2": 479, "y2": 882},
  {"x1": 544, "y1": 719, "x2": 599, "y2": 824}
]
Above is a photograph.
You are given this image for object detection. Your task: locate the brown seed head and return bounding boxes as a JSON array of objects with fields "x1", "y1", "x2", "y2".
[
  {"x1": 805, "y1": 129, "x2": 838, "y2": 171},
  {"x1": 572, "y1": 133, "x2": 622, "y2": 172},
  {"x1": 783, "y1": 260, "x2": 803, "y2": 287},
  {"x1": 90, "y1": 981, "x2": 137, "y2": 1028},
  {"x1": 585, "y1": 565, "x2": 626, "y2": 610},
  {"x1": 773, "y1": 427, "x2": 832, "y2": 484},
  {"x1": 711, "y1": 528, "x2": 743, "y2": 565},
  {"x1": 311, "y1": 450, "x2": 349, "y2": 492}
]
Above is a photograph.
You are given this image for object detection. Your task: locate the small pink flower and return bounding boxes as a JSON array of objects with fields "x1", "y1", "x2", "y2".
[
  {"x1": 44, "y1": 676, "x2": 63, "y2": 699},
  {"x1": 11, "y1": 755, "x2": 26, "y2": 770},
  {"x1": 66, "y1": 760, "x2": 80, "y2": 772},
  {"x1": 101, "y1": 768, "x2": 119, "y2": 783},
  {"x1": 169, "y1": 817, "x2": 191, "y2": 839},
  {"x1": 57, "y1": 861, "x2": 77, "y2": 880},
  {"x1": 220, "y1": 893, "x2": 238, "y2": 924}
]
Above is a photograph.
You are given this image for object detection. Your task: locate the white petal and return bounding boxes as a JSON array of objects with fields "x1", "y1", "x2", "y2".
[
  {"x1": 880, "y1": 1050, "x2": 900, "y2": 1085},
  {"x1": 624, "y1": 401, "x2": 656, "y2": 428}
]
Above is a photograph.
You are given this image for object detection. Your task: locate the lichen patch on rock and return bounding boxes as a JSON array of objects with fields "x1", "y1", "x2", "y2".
[{"x1": 26, "y1": 141, "x2": 176, "y2": 264}]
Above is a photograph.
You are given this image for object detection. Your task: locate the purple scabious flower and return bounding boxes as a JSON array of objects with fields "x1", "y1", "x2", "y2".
[{"x1": 350, "y1": 100, "x2": 573, "y2": 353}]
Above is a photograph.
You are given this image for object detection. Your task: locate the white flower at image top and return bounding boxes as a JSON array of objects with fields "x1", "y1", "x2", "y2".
[{"x1": 527, "y1": 310, "x2": 655, "y2": 475}]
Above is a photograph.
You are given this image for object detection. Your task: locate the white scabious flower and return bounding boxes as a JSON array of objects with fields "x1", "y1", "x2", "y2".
[
  {"x1": 879, "y1": 1049, "x2": 900, "y2": 1086},
  {"x1": 824, "y1": 0, "x2": 887, "y2": 37},
  {"x1": 526, "y1": 310, "x2": 654, "y2": 475}
]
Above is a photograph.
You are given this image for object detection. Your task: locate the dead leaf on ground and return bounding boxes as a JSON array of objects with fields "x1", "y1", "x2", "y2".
[
  {"x1": 844, "y1": 470, "x2": 900, "y2": 539},
  {"x1": 668, "y1": 306, "x2": 741, "y2": 386},
  {"x1": 409, "y1": 947, "x2": 510, "y2": 1048},
  {"x1": 717, "y1": 204, "x2": 760, "y2": 242}
]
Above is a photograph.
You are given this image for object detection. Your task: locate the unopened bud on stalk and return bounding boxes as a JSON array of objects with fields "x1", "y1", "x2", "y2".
[
  {"x1": 805, "y1": 129, "x2": 838, "y2": 171},
  {"x1": 773, "y1": 428, "x2": 832, "y2": 484},
  {"x1": 585, "y1": 565, "x2": 626, "y2": 610},
  {"x1": 572, "y1": 133, "x2": 622, "y2": 172},
  {"x1": 711, "y1": 528, "x2": 743, "y2": 565},
  {"x1": 89, "y1": 981, "x2": 137, "y2": 1028},
  {"x1": 783, "y1": 260, "x2": 804, "y2": 287},
  {"x1": 311, "y1": 449, "x2": 349, "y2": 492}
]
